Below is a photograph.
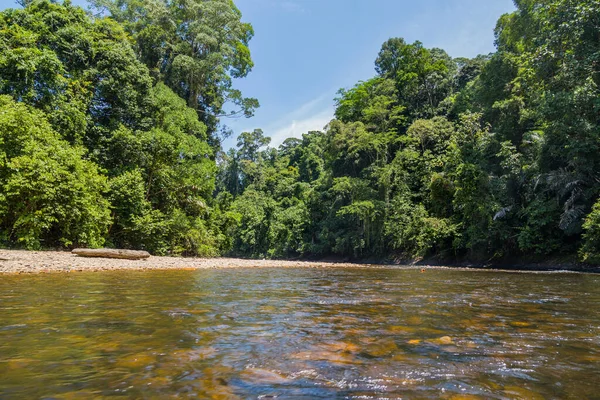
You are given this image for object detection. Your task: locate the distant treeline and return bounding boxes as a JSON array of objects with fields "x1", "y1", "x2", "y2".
[{"x1": 1, "y1": 0, "x2": 599, "y2": 264}]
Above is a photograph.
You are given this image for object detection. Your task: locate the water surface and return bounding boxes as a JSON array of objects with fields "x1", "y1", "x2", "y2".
[{"x1": 0, "y1": 267, "x2": 599, "y2": 399}]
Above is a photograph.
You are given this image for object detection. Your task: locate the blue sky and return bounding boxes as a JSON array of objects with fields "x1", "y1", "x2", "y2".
[
  {"x1": 227, "y1": 0, "x2": 516, "y2": 149},
  {"x1": 0, "y1": 0, "x2": 516, "y2": 149}
]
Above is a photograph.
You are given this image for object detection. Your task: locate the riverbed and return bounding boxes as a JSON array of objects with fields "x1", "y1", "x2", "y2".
[
  {"x1": 0, "y1": 250, "x2": 374, "y2": 273},
  {"x1": 1, "y1": 267, "x2": 599, "y2": 398}
]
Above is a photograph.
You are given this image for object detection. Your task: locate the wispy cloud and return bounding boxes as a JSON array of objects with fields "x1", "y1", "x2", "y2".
[
  {"x1": 230, "y1": 91, "x2": 335, "y2": 149},
  {"x1": 269, "y1": 109, "x2": 333, "y2": 147},
  {"x1": 263, "y1": 91, "x2": 335, "y2": 147}
]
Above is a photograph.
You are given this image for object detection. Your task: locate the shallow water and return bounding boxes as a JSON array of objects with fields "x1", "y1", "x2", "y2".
[{"x1": 0, "y1": 267, "x2": 599, "y2": 399}]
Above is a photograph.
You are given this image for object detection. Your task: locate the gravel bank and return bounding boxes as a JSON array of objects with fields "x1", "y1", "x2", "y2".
[
  {"x1": 0, "y1": 249, "x2": 383, "y2": 274},
  {"x1": 2, "y1": 249, "x2": 597, "y2": 274}
]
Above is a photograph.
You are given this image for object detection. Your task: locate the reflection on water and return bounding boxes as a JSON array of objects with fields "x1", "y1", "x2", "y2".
[{"x1": 0, "y1": 268, "x2": 599, "y2": 399}]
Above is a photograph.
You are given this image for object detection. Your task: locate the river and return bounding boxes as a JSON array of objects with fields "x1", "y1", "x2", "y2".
[{"x1": 0, "y1": 267, "x2": 599, "y2": 399}]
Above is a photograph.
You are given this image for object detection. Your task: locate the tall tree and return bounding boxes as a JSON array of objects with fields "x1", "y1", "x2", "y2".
[
  {"x1": 91, "y1": 0, "x2": 259, "y2": 147},
  {"x1": 375, "y1": 38, "x2": 456, "y2": 121}
]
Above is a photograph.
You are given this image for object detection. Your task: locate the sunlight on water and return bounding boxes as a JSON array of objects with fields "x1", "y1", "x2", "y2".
[{"x1": 0, "y1": 268, "x2": 599, "y2": 399}]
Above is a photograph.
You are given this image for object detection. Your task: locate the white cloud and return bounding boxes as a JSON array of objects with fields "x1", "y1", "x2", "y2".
[
  {"x1": 263, "y1": 92, "x2": 335, "y2": 147},
  {"x1": 222, "y1": 90, "x2": 336, "y2": 150},
  {"x1": 269, "y1": 108, "x2": 333, "y2": 147}
]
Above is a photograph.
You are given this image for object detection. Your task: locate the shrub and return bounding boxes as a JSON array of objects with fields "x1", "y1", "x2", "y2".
[{"x1": 580, "y1": 199, "x2": 600, "y2": 264}]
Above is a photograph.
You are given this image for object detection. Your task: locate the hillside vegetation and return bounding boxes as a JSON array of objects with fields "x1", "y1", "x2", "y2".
[{"x1": 1, "y1": 0, "x2": 599, "y2": 264}]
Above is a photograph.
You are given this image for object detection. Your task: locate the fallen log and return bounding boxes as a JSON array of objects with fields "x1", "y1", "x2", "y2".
[{"x1": 71, "y1": 248, "x2": 151, "y2": 260}]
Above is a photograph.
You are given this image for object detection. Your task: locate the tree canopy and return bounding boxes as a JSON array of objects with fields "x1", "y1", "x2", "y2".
[
  {"x1": 1, "y1": 0, "x2": 600, "y2": 265},
  {"x1": 215, "y1": 0, "x2": 600, "y2": 264},
  {"x1": 0, "y1": 0, "x2": 246, "y2": 256}
]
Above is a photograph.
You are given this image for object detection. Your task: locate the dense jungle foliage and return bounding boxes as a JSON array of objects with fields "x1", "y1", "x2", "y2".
[{"x1": 0, "y1": 0, "x2": 599, "y2": 264}]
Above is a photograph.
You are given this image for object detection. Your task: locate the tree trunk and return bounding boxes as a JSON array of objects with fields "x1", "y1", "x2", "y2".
[{"x1": 72, "y1": 248, "x2": 151, "y2": 260}]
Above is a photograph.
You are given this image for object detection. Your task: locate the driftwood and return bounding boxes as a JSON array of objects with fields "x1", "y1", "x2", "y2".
[{"x1": 71, "y1": 248, "x2": 151, "y2": 260}]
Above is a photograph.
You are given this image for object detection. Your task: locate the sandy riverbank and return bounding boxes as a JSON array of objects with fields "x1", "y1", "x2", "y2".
[
  {"x1": 0, "y1": 249, "x2": 385, "y2": 274},
  {"x1": 1, "y1": 249, "x2": 598, "y2": 274}
]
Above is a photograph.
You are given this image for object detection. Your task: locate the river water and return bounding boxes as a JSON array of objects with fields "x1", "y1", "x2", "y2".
[{"x1": 0, "y1": 267, "x2": 599, "y2": 399}]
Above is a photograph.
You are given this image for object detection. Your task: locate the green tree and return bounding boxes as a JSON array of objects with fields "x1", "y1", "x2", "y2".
[
  {"x1": 0, "y1": 96, "x2": 110, "y2": 249},
  {"x1": 104, "y1": 83, "x2": 218, "y2": 255},
  {"x1": 580, "y1": 199, "x2": 600, "y2": 264},
  {"x1": 375, "y1": 38, "x2": 456, "y2": 120},
  {"x1": 91, "y1": 0, "x2": 259, "y2": 146},
  {"x1": 0, "y1": 0, "x2": 154, "y2": 146}
]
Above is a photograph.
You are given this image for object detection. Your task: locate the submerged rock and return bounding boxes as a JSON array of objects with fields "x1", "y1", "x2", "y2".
[
  {"x1": 432, "y1": 336, "x2": 454, "y2": 345},
  {"x1": 240, "y1": 368, "x2": 292, "y2": 385}
]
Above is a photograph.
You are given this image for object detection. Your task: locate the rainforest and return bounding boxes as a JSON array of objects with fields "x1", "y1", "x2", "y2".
[{"x1": 0, "y1": 0, "x2": 599, "y2": 265}]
